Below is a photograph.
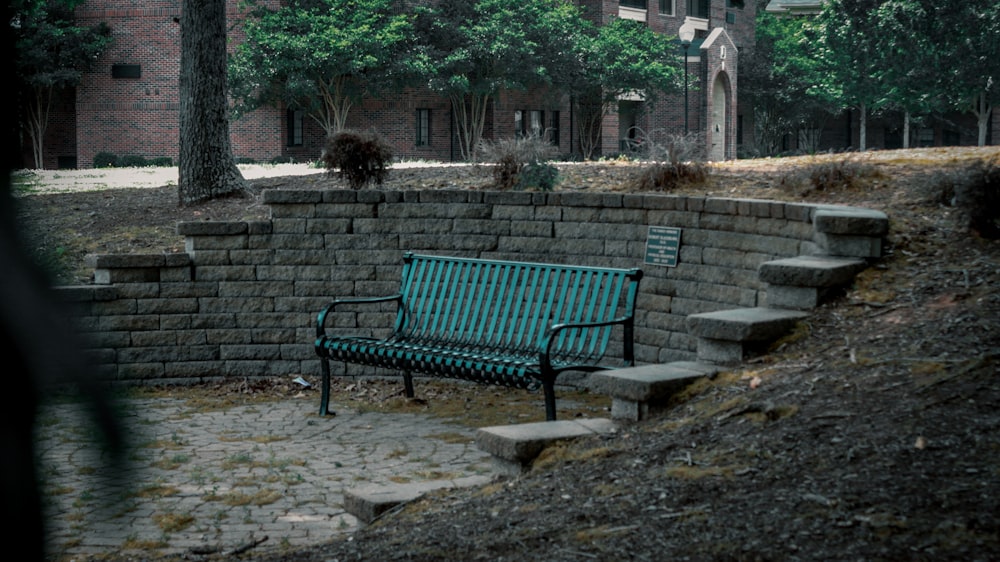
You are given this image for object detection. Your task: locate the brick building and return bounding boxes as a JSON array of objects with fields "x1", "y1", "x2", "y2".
[{"x1": 36, "y1": 0, "x2": 754, "y2": 169}]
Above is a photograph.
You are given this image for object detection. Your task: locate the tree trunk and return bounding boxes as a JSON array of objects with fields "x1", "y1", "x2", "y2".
[
  {"x1": 975, "y1": 92, "x2": 991, "y2": 147},
  {"x1": 903, "y1": 110, "x2": 910, "y2": 149},
  {"x1": 178, "y1": 0, "x2": 246, "y2": 205},
  {"x1": 858, "y1": 102, "x2": 867, "y2": 151}
]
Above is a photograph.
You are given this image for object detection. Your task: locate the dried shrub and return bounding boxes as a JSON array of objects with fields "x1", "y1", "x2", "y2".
[
  {"x1": 479, "y1": 135, "x2": 559, "y2": 191},
  {"x1": 321, "y1": 130, "x2": 393, "y2": 189},
  {"x1": 629, "y1": 131, "x2": 708, "y2": 191},
  {"x1": 953, "y1": 156, "x2": 1000, "y2": 239},
  {"x1": 780, "y1": 156, "x2": 880, "y2": 196}
]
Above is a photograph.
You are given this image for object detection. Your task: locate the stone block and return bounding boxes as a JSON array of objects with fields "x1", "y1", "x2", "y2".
[
  {"x1": 765, "y1": 285, "x2": 821, "y2": 310},
  {"x1": 686, "y1": 307, "x2": 809, "y2": 342},
  {"x1": 589, "y1": 363, "x2": 719, "y2": 421},
  {"x1": 758, "y1": 255, "x2": 867, "y2": 287},
  {"x1": 813, "y1": 207, "x2": 889, "y2": 236},
  {"x1": 695, "y1": 337, "x2": 745, "y2": 365},
  {"x1": 475, "y1": 419, "x2": 617, "y2": 475},
  {"x1": 814, "y1": 232, "x2": 883, "y2": 258}
]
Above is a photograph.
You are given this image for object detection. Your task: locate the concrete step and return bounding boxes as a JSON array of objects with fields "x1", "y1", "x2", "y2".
[
  {"x1": 686, "y1": 307, "x2": 809, "y2": 364},
  {"x1": 813, "y1": 207, "x2": 889, "y2": 258},
  {"x1": 759, "y1": 255, "x2": 867, "y2": 309},
  {"x1": 475, "y1": 419, "x2": 618, "y2": 476},
  {"x1": 343, "y1": 475, "x2": 493, "y2": 524},
  {"x1": 589, "y1": 362, "x2": 720, "y2": 421}
]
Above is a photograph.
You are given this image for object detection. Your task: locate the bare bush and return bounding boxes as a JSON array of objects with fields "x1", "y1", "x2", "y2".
[
  {"x1": 778, "y1": 156, "x2": 881, "y2": 196},
  {"x1": 478, "y1": 135, "x2": 559, "y2": 191},
  {"x1": 951, "y1": 156, "x2": 1000, "y2": 239},
  {"x1": 628, "y1": 130, "x2": 708, "y2": 191}
]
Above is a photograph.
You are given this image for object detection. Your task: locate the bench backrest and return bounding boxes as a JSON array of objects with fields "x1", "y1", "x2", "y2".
[{"x1": 396, "y1": 253, "x2": 642, "y2": 362}]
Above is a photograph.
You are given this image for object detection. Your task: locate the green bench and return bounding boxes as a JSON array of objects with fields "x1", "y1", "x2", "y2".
[{"x1": 314, "y1": 252, "x2": 643, "y2": 421}]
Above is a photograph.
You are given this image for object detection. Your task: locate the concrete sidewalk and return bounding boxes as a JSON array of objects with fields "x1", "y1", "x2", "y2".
[{"x1": 37, "y1": 393, "x2": 494, "y2": 560}]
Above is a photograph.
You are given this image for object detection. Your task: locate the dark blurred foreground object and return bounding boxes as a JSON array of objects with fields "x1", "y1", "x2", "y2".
[{"x1": 1, "y1": 5, "x2": 122, "y2": 559}]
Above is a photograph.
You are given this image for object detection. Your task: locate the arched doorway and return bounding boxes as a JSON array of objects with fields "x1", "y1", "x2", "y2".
[{"x1": 709, "y1": 72, "x2": 732, "y2": 161}]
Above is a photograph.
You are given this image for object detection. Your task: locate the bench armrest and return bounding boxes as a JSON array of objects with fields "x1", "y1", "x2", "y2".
[
  {"x1": 539, "y1": 316, "x2": 635, "y2": 370},
  {"x1": 316, "y1": 294, "x2": 403, "y2": 338}
]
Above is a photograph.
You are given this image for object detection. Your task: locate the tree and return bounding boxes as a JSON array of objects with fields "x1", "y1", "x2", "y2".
[
  {"x1": 741, "y1": 6, "x2": 831, "y2": 155},
  {"x1": 178, "y1": 0, "x2": 246, "y2": 205},
  {"x1": 570, "y1": 18, "x2": 684, "y2": 160},
  {"x1": 416, "y1": 0, "x2": 582, "y2": 161},
  {"x1": 936, "y1": 1, "x2": 1000, "y2": 147},
  {"x1": 817, "y1": 0, "x2": 886, "y2": 151},
  {"x1": 13, "y1": 0, "x2": 111, "y2": 169},
  {"x1": 869, "y1": 0, "x2": 943, "y2": 148},
  {"x1": 229, "y1": 0, "x2": 423, "y2": 137}
]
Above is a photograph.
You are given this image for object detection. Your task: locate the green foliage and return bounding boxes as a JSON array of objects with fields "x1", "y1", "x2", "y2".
[
  {"x1": 740, "y1": 9, "x2": 830, "y2": 156},
  {"x1": 93, "y1": 152, "x2": 118, "y2": 168},
  {"x1": 516, "y1": 162, "x2": 560, "y2": 192},
  {"x1": 479, "y1": 136, "x2": 559, "y2": 191},
  {"x1": 14, "y1": 0, "x2": 113, "y2": 168},
  {"x1": 572, "y1": 17, "x2": 684, "y2": 160},
  {"x1": 92, "y1": 153, "x2": 172, "y2": 168},
  {"x1": 229, "y1": 0, "x2": 424, "y2": 136},
  {"x1": 118, "y1": 155, "x2": 149, "y2": 168},
  {"x1": 321, "y1": 130, "x2": 393, "y2": 189},
  {"x1": 415, "y1": 0, "x2": 585, "y2": 160}
]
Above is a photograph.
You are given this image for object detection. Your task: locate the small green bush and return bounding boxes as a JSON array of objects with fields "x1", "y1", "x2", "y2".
[
  {"x1": 322, "y1": 130, "x2": 393, "y2": 189},
  {"x1": 118, "y1": 155, "x2": 149, "y2": 167},
  {"x1": 93, "y1": 152, "x2": 118, "y2": 168},
  {"x1": 149, "y1": 157, "x2": 173, "y2": 167},
  {"x1": 516, "y1": 162, "x2": 560, "y2": 191}
]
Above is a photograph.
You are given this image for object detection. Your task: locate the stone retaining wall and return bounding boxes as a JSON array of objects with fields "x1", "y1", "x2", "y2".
[{"x1": 57, "y1": 189, "x2": 885, "y2": 385}]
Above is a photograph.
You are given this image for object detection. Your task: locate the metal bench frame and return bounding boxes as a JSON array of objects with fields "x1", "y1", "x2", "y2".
[{"x1": 315, "y1": 252, "x2": 643, "y2": 421}]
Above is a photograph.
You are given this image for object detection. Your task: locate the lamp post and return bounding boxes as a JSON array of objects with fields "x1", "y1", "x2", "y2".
[{"x1": 678, "y1": 25, "x2": 695, "y2": 136}]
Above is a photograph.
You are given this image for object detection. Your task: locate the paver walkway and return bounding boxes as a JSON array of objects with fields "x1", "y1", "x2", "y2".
[{"x1": 37, "y1": 394, "x2": 493, "y2": 560}]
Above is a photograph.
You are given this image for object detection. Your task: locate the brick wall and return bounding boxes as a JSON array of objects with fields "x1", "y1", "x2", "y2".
[
  {"x1": 57, "y1": 189, "x2": 883, "y2": 386},
  {"x1": 60, "y1": 0, "x2": 751, "y2": 169}
]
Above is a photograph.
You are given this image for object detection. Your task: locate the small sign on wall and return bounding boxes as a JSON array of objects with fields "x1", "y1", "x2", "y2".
[{"x1": 645, "y1": 226, "x2": 681, "y2": 267}]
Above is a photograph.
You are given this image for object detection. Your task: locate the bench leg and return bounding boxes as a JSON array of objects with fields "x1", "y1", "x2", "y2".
[
  {"x1": 542, "y1": 379, "x2": 557, "y2": 422},
  {"x1": 403, "y1": 371, "x2": 414, "y2": 398},
  {"x1": 319, "y1": 358, "x2": 334, "y2": 417}
]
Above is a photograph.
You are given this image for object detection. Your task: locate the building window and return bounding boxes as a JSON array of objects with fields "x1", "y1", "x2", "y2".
[
  {"x1": 687, "y1": 0, "x2": 709, "y2": 18},
  {"x1": 286, "y1": 109, "x2": 303, "y2": 147},
  {"x1": 529, "y1": 110, "x2": 544, "y2": 138},
  {"x1": 111, "y1": 64, "x2": 141, "y2": 78},
  {"x1": 416, "y1": 108, "x2": 431, "y2": 147},
  {"x1": 515, "y1": 110, "x2": 546, "y2": 138},
  {"x1": 620, "y1": 0, "x2": 647, "y2": 8},
  {"x1": 659, "y1": 0, "x2": 675, "y2": 15},
  {"x1": 549, "y1": 111, "x2": 560, "y2": 146}
]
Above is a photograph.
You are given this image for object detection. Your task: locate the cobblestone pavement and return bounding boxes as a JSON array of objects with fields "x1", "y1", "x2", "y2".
[{"x1": 36, "y1": 394, "x2": 493, "y2": 560}]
